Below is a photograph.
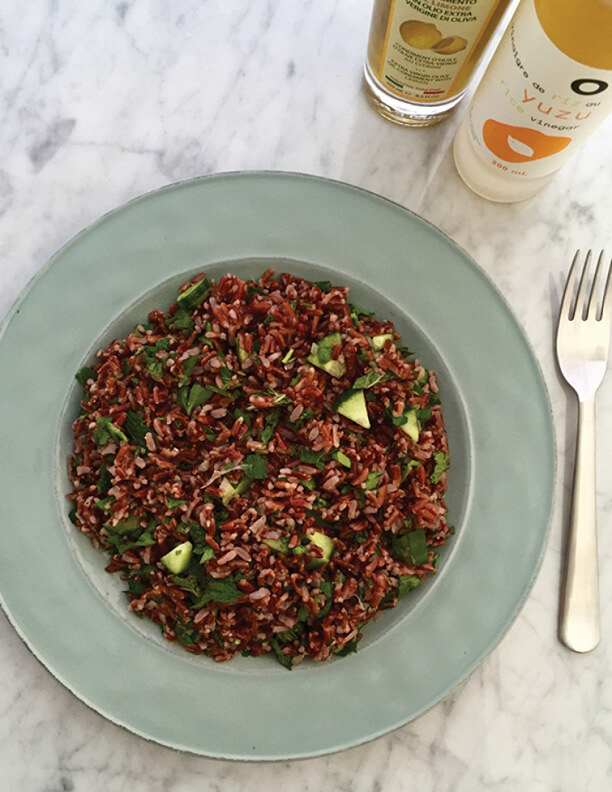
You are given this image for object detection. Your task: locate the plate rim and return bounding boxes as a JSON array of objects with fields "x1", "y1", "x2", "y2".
[{"x1": 0, "y1": 170, "x2": 556, "y2": 760}]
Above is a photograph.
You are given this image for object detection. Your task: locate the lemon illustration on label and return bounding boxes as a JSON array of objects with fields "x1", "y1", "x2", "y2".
[
  {"x1": 432, "y1": 36, "x2": 467, "y2": 55},
  {"x1": 483, "y1": 120, "x2": 572, "y2": 163},
  {"x1": 399, "y1": 20, "x2": 442, "y2": 50}
]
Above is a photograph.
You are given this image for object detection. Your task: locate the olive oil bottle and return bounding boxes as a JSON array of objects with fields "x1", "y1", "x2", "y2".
[
  {"x1": 453, "y1": 0, "x2": 612, "y2": 201},
  {"x1": 364, "y1": 0, "x2": 516, "y2": 126}
]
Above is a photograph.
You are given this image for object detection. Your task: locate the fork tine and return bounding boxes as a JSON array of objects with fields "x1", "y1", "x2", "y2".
[
  {"x1": 588, "y1": 251, "x2": 607, "y2": 320},
  {"x1": 601, "y1": 253, "x2": 612, "y2": 324},
  {"x1": 560, "y1": 250, "x2": 582, "y2": 320},
  {"x1": 574, "y1": 249, "x2": 592, "y2": 320}
]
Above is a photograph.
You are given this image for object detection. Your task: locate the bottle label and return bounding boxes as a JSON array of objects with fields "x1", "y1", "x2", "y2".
[
  {"x1": 465, "y1": 0, "x2": 612, "y2": 178},
  {"x1": 378, "y1": 0, "x2": 500, "y2": 102}
]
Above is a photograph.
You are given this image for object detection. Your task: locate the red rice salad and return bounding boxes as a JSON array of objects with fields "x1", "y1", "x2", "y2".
[{"x1": 68, "y1": 270, "x2": 452, "y2": 668}]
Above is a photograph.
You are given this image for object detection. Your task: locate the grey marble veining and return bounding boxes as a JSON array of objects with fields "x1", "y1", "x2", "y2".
[{"x1": 1, "y1": 1, "x2": 612, "y2": 790}]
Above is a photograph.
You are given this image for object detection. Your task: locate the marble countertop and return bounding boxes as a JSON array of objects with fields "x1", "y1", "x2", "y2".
[{"x1": 1, "y1": 2, "x2": 611, "y2": 790}]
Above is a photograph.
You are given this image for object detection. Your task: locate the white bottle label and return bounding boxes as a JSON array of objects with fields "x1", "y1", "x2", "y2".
[
  {"x1": 465, "y1": 0, "x2": 612, "y2": 178},
  {"x1": 379, "y1": 0, "x2": 501, "y2": 101}
]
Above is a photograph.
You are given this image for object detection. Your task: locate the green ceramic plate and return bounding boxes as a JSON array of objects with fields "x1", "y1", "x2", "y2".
[{"x1": 0, "y1": 173, "x2": 554, "y2": 759}]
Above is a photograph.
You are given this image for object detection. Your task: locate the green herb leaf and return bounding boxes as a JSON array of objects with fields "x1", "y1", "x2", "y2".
[
  {"x1": 298, "y1": 448, "x2": 325, "y2": 469},
  {"x1": 68, "y1": 506, "x2": 78, "y2": 525},
  {"x1": 92, "y1": 416, "x2": 128, "y2": 448},
  {"x1": 267, "y1": 388, "x2": 292, "y2": 406},
  {"x1": 219, "y1": 367, "x2": 234, "y2": 387},
  {"x1": 75, "y1": 366, "x2": 97, "y2": 387},
  {"x1": 177, "y1": 383, "x2": 213, "y2": 416},
  {"x1": 349, "y1": 303, "x2": 373, "y2": 317},
  {"x1": 315, "y1": 280, "x2": 332, "y2": 293},
  {"x1": 305, "y1": 509, "x2": 333, "y2": 530},
  {"x1": 391, "y1": 529, "x2": 429, "y2": 566},
  {"x1": 166, "y1": 495, "x2": 185, "y2": 510},
  {"x1": 123, "y1": 410, "x2": 153, "y2": 447},
  {"x1": 97, "y1": 462, "x2": 112, "y2": 494},
  {"x1": 171, "y1": 574, "x2": 201, "y2": 597},
  {"x1": 316, "y1": 581, "x2": 334, "y2": 619},
  {"x1": 145, "y1": 356, "x2": 164, "y2": 380},
  {"x1": 260, "y1": 408, "x2": 280, "y2": 444},
  {"x1": 169, "y1": 307, "x2": 195, "y2": 335},
  {"x1": 174, "y1": 619, "x2": 201, "y2": 647},
  {"x1": 415, "y1": 405, "x2": 433, "y2": 424},
  {"x1": 105, "y1": 521, "x2": 157, "y2": 554},
  {"x1": 195, "y1": 576, "x2": 242, "y2": 606},
  {"x1": 270, "y1": 637, "x2": 293, "y2": 670},
  {"x1": 184, "y1": 522, "x2": 215, "y2": 561},
  {"x1": 282, "y1": 349, "x2": 295, "y2": 365},
  {"x1": 95, "y1": 495, "x2": 114, "y2": 512},
  {"x1": 182, "y1": 355, "x2": 198, "y2": 379},
  {"x1": 333, "y1": 639, "x2": 359, "y2": 656},
  {"x1": 275, "y1": 623, "x2": 305, "y2": 644},
  {"x1": 430, "y1": 452, "x2": 450, "y2": 483},
  {"x1": 302, "y1": 479, "x2": 316, "y2": 491},
  {"x1": 402, "y1": 459, "x2": 421, "y2": 481},
  {"x1": 242, "y1": 453, "x2": 268, "y2": 480},
  {"x1": 353, "y1": 370, "x2": 391, "y2": 390}
]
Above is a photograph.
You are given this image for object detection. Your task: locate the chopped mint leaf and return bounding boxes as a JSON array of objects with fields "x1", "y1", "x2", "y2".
[
  {"x1": 353, "y1": 370, "x2": 392, "y2": 390},
  {"x1": 219, "y1": 367, "x2": 234, "y2": 387},
  {"x1": 270, "y1": 637, "x2": 292, "y2": 670},
  {"x1": 392, "y1": 529, "x2": 429, "y2": 566},
  {"x1": 95, "y1": 495, "x2": 114, "y2": 512},
  {"x1": 166, "y1": 495, "x2": 186, "y2": 510},
  {"x1": 75, "y1": 366, "x2": 97, "y2": 387},
  {"x1": 298, "y1": 448, "x2": 325, "y2": 469},
  {"x1": 174, "y1": 619, "x2": 201, "y2": 647},
  {"x1": 194, "y1": 576, "x2": 242, "y2": 606},
  {"x1": 92, "y1": 416, "x2": 128, "y2": 448},
  {"x1": 402, "y1": 459, "x2": 421, "y2": 481},
  {"x1": 315, "y1": 280, "x2": 332, "y2": 292},
  {"x1": 333, "y1": 639, "x2": 359, "y2": 656},
  {"x1": 267, "y1": 388, "x2": 291, "y2": 406},
  {"x1": 416, "y1": 405, "x2": 433, "y2": 424},
  {"x1": 305, "y1": 509, "x2": 333, "y2": 530},
  {"x1": 96, "y1": 461, "x2": 112, "y2": 494},
  {"x1": 169, "y1": 307, "x2": 195, "y2": 335},
  {"x1": 260, "y1": 408, "x2": 280, "y2": 444},
  {"x1": 349, "y1": 303, "x2": 373, "y2": 317},
  {"x1": 171, "y1": 574, "x2": 201, "y2": 597},
  {"x1": 145, "y1": 356, "x2": 164, "y2": 381},
  {"x1": 177, "y1": 383, "x2": 213, "y2": 416},
  {"x1": 242, "y1": 453, "x2": 268, "y2": 480},
  {"x1": 182, "y1": 355, "x2": 198, "y2": 379},
  {"x1": 123, "y1": 410, "x2": 153, "y2": 448}
]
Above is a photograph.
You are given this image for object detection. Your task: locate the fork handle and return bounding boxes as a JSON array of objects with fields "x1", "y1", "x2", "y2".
[{"x1": 559, "y1": 396, "x2": 600, "y2": 653}]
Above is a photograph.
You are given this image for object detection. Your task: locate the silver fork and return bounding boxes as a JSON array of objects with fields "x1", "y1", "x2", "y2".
[{"x1": 557, "y1": 250, "x2": 611, "y2": 653}]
